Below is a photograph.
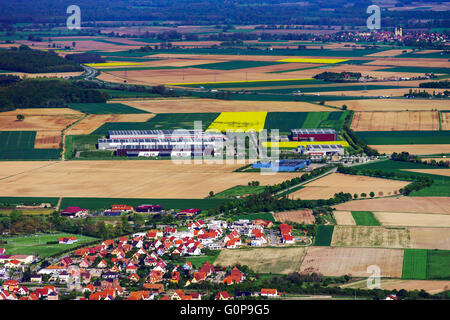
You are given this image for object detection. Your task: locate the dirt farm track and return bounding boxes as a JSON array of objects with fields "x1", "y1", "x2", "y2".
[{"x1": 0, "y1": 160, "x2": 304, "y2": 199}]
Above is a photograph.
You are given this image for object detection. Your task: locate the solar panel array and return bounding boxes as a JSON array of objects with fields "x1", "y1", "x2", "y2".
[{"x1": 291, "y1": 128, "x2": 336, "y2": 134}]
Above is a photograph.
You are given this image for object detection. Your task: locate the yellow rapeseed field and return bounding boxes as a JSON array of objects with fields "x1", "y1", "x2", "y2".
[
  {"x1": 207, "y1": 112, "x2": 268, "y2": 132},
  {"x1": 85, "y1": 62, "x2": 145, "y2": 67},
  {"x1": 277, "y1": 58, "x2": 348, "y2": 64},
  {"x1": 263, "y1": 141, "x2": 350, "y2": 148}
]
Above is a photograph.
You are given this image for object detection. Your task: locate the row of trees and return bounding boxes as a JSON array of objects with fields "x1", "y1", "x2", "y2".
[
  {"x1": 343, "y1": 112, "x2": 379, "y2": 156},
  {"x1": 313, "y1": 71, "x2": 362, "y2": 82},
  {"x1": 391, "y1": 152, "x2": 450, "y2": 168}
]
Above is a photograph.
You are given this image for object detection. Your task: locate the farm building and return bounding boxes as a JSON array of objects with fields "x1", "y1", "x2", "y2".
[
  {"x1": 114, "y1": 145, "x2": 216, "y2": 158},
  {"x1": 136, "y1": 205, "x2": 162, "y2": 213},
  {"x1": 252, "y1": 159, "x2": 310, "y2": 172},
  {"x1": 290, "y1": 129, "x2": 337, "y2": 141},
  {"x1": 177, "y1": 208, "x2": 201, "y2": 218},
  {"x1": 58, "y1": 237, "x2": 78, "y2": 245},
  {"x1": 111, "y1": 204, "x2": 133, "y2": 212},
  {"x1": 60, "y1": 207, "x2": 88, "y2": 218},
  {"x1": 298, "y1": 144, "x2": 345, "y2": 157}
]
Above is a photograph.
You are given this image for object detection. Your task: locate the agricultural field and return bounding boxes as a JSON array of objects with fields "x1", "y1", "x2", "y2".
[
  {"x1": 371, "y1": 145, "x2": 450, "y2": 155},
  {"x1": 264, "y1": 111, "x2": 347, "y2": 133},
  {"x1": 351, "y1": 211, "x2": 381, "y2": 226},
  {"x1": 273, "y1": 209, "x2": 315, "y2": 224},
  {"x1": 206, "y1": 111, "x2": 267, "y2": 132},
  {"x1": 214, "y1": 247, "x2": 307, "y2": 274},
  {"x1": 356, "y1": 130, "x2": 450, "y2": 145},
  {"x1": 334, "y1": 197, "x2": 450, "y2": 215},
  {"x1": 409, "y1": 228, "x2": 450, "y2": 250},
  {"x1": 350, "y1": 111, "x2": 440, "y2": 131},
  {"x1": 340, "y1": 279, "x2": 450, "y2": 295},
  {"x1": 290, "y1": 173, "x2": 409, "y2": 200},
  {"x1": 212, "y1": 185, "x2": 266, "y2": 199},
  {"x1": 117, "y1": 98, "x2": 333, "y2": 113},
  {"x1": 299, "y1": 246, "x2": 404, "y2": 278},
  {"x1": 333, "y1": 211, "x2": 356, "y2": 226},
  {"x1": 68, "y1": 103, "x2": 149, "y2": 114},
  {"x1": 314, "y1": 225, "x2": 334, "y2": 246},
  {"x1": 327, "y1": 99, "x2": 450, "y2": 111},
  {"x1": 0, "y1": 131, "x2": 61, "y2": 160},
  {"x1": 0, "y1": 233, "x2": 98, "y2": 258},
  {"x1": 66, "y1": 114, "x2": 155, "y2": 135},
  {"x1": 0, "y1": 160, "x2": 305, "y2": 199},
  {"x1": 330, "y1": 226, "x2": 410, "y2": 249},
  {"x1": 373, "y1": 212, "x2": 450, "y2": 228}
]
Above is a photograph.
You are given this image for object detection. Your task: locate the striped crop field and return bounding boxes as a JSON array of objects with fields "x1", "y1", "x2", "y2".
[
  {"x1": 206, "y1": 112, "x2": 268, "y2": 132},
  {"x1": 277, "y1": 58, "x2": 348, "y2": 64},
  {"x1": 262, "y1": 140, "x2": 350, "y2": 149}
]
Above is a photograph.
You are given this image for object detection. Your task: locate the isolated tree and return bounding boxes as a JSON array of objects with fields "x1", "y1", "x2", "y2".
[
  {"x1": 369, "y1": 192, "x2": 375, "y2": 198},
  {"x1": 361, "y1": 193, "x2": 367, "y2": 198},
  {"x1": 353, "y1": 193, "x2": 358, "y2": 199},
  {"x1": 209, "y1": 191, "x2": 215, "y2": 197},
  {"x1": 16, "y1": 114, "x2": 25, "y2": 121}
]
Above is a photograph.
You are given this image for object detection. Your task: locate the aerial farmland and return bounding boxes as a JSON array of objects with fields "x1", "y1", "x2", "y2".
[{"x1": 0, "y1": 0, "x2": 449, "y2": 305}]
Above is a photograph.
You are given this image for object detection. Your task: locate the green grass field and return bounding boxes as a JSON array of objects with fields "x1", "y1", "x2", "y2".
[
  {"x1": 177, "y1": 79, "x2": 324, "y2": 89},
  {"x1": 401, "y1": 249, "x2": 428, "y2": 280},
  {"x1": 314, "y1": 225, "x2": 334, "y2": 246},
  {"x1": 64, "y1": 134, "x2": 103, "y2": 160},
  {"x1": 351, "y1": 211, "x2": 381, "y2": 226},
  {"x1": 92, "y1": 113, "x2": 220, "y2": 134},
  {"x1": 183, "y1": 250, "x2": 220, "y2": 268},
  {"x1": 356, "y1": 131, "x2": 450, "y2": 145},
  {"x1": 213, "y1": 185, "x2": 266, "y2": 199},
  {"x1": 0, "y1": 233, "x2": 98, "y2": 258},
  {"x1": 0, "y1": 131, "x2": 61, "y2": 160},
  {"x1": 379, "y1": 66, "x2": 450, "y2": 74},
  {"x1": 98, "y1": 89, "x2": 161, "y2": 99},
  {"x1": 232, "y1": 212, "x2": 275, "y2": 222},
  {"x1": 59, "y1": 197, "x2": 228, "y2": 211},
  {"x1": 253, "y1": 85, "x2": 410, "y2": 94},
  {"x1": 68, "y1": 103, "x2": 149, "y2": 114}
]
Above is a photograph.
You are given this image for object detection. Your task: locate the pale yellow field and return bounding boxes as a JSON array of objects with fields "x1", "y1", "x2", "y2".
[
  {"x1": 66, "y1": 114, "x2": 154, "y2": 135},
  {"x1": 350, "y1": 111, "x2": 440, "y2": 131},
  {"x1": 117, "y1": 98, "x2": 333, "y2": 113},
  {"x1": 214, "y1": 247, "x2": 307, "y2": 274},
  {"x1": 333, "y1": 211, "x2": 356, "y2": 225},
  {"x1": 340, "y1": 279, "x2": 450, "y2": 294},
  {"x1": 0, "y1": 161, "x2": 57, "y2": 180},
  {"x1": 291, "y1": 173, "x2": 409, "y2": 200},
  {"x1": 331, "y1": 226, "x2": 410, "y2": 249},
  {"x1": 409, "y1": 228, "x2": 450, "y2": 250},
  {"x1": 334, "y1": 197, "x2": 450, "y2": 214},
  {"x1": 299, "y1": 247, "x2": 404, "y2": 278},
  {"x1": 373, "y1": 212, "x2": 450, "y2": 228},
  {"x1": 327, "y1": 99, "x2": 450, "y2": 111},
  {"x1": 365, "y1": 49, "x2": 413, "y2": 57},
  {"x1": 0, "y1": 160, "x2": 305, "y2": 198},
  {"x1": 371, "y1": 145, "x2": 450, "y2": 155}
]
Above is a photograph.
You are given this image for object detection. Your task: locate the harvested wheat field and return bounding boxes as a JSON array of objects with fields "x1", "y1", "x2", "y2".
[
  {"x1": 66, "y1": 114, "x2": 154, "y2": 135},
  {"x1": 331, "y1": 226, "x2": 410, "y2": 249},
  {"x1": 214, "y1": 247, "x2": 307, "y2": 274},
  {"x1": 34, "y1": 131, "x2": 61, "y2": 149},
  {"x1": 0, "y1": 114, "x2": 82, "y2": 132},
  {"x1": 409, "y1": 227, "x2": 450, "y2": 250},
  {"x1": 403, "y1": 169, "x2": 450, "y2": 177},
  {"x1": 334, "y1": 197, "x2": 450, "y2": 214},
  {"x1": 340, "y1": 279, "x2": 450, "y2": 294},
  {"x1": 350, "y1": 111, "x2": 440, "y2": 131},
  {"x1": 0, "y1": 161, "x2": 57, "y2": 180},
  {"x1": 0, "y1": 108, "x2": 83, "y2": 116},
  {"x1": 299, "y1": 246, "x2": 404, "y2": 278},
  {"x1": 333, "y1": 211, "x2": 356, "y2": 225},
  {"x1": 327, "y1": 99, "x2": 450, "y2": 111},
  {"x1": 441, "y1": 112, "x2": 450, "y2": 130},
  {"x1": 273, "y1": 209, "x2": 315, "y2": 224},
  {"x1": 371, "y1": 144, "x2": 450, "y2": 155},
  {"x1": 0, "y1": 160, "x2": 305, "y2": 198},
  {"x1": 118, "y1": 98, "x2": 332, "y2": 113},
  {"x1": 373, "y1": 212, "x2": 450, "y2": 228},
  {"x1": 291, "y1": 173, "x2": 408, "y2": 200},
  {"x1": 366, "y1": 49, "x2": 413, "y2": 57}
]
